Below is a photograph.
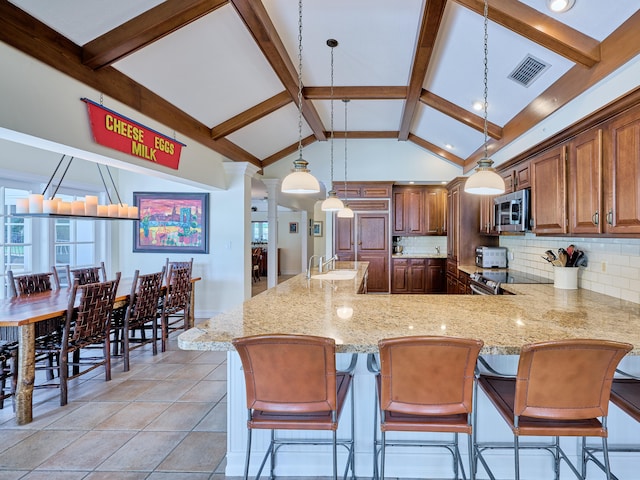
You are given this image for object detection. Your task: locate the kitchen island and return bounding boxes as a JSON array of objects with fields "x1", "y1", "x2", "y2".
[{"x1": 179, "y1": 261, "x2": 640, "y2": 478}]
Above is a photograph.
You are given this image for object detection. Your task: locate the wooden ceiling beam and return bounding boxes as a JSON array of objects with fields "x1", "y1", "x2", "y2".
[
  {"x1": 453, "y1": 0, "x2": 600, "y2": 67},
  {"x1": 420, "y1": 90, "x2": 502, "y2": 140},
  {"x1": 463, "y1": 9, "x2": 640, "y2": 172},
  {"x1": 211, "y1": 91, "x2": 291, "y2": 140},
  {"x1": 230, "y1": 0, "x2": 326, "y2": 141},
  {"x1": 398, "y1": 0, "x2": 448, "y2": 141},
  {"x1": 262, "y1": 135, "x2": 317, "y2": 168},
  {"x1": 304, "y1": 86, "x2": 408, "y2": 100},
  {"x1": 82, "y1": 0, "x2": 228, "y2": 69},
  {"x1": 408, "y1": 134, "x2": 465, "y2": 167},
  {"x1": 0, "y1": 1, "x2": 261, "y2": 167}
]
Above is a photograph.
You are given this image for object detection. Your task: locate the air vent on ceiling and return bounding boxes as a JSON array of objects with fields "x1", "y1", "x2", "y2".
[{"x1": 508, "y1": 54, "x2": 549, "y2": 87}]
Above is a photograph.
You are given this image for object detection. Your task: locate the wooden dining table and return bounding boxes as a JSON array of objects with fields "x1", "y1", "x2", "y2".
[{"x1": 0, "y1": 276, "x2": 199, "y2": 425}]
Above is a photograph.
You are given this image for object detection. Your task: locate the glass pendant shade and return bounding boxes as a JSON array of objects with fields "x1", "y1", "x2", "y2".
[
  {"x1": 337, "y1": 205, "x2": 354, "y2": 218},
  {"x1": 281, "y1": 158, "x2": 321, "y2": 194},
  {"x1": 464, "y1": 158, "x2": 506, "y2": 195},
  {"x1": 321, "y1": 190, "x2": 344, "y2": 211}
]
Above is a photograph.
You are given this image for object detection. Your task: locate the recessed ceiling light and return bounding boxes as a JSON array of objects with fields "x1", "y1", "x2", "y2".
[
  {"x1": 546, "y1": 0, "x2": 575, "y2": 13},
  {"x1": 409, "y1": 181, "x2": 415, "y2": 184},
  {"x1": 445, "y1": 143, "x2": 454, "y2": 150},
  {"x1": 472, "y1": 101, "x2": 483, "y2": 111}
]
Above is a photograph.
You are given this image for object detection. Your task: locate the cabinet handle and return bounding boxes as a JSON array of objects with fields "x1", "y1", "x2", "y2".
[
  {"x1": 607, "y1": 210, "x2": 613, "y2": 225},
  {"x1": 592, "y1": 211, "x2": 599, "y2": 225}
]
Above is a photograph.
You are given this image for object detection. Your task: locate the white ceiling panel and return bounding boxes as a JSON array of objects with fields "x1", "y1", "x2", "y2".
[
  {"x1": 412, "y1": 104, "x2": 485, "y2": 159},
  {"x1": 313, "y1": 100, "x2": 405, "y2": 131},
  {"x1": 227, "y1": 104, "x2": 311, "y2": 159},
  {"x1": 9, "y1": 0, "x2": 164, "y2": 45},
  {"x1": 425, "y1": 3, "x2": 573, "y2": 127},
  {"x1": 114, "y1": 4, "x2": 285, "y2": 127},
  {"x1": 264, "y1": 0, "x2": 423, "y2": 86}
]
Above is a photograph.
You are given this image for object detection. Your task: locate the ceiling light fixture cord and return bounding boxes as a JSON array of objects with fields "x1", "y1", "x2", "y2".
[
  {"x1": 482, "y1": 0, "x2": 489, "y2": 158},
  {"x1": 344, "y1": 99, "x2": 348, "y2": 194},
  {"x1": 296, "y1": 0, "x2": 304, "y2": 158},
  {"x1": 329, "y1": 43, "x2": 335, "y2": 187}
]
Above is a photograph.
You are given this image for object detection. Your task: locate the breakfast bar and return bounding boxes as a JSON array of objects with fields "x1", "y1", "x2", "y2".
[{"x1": 179, "y1": 262, "x2": 640, "y2": 478}]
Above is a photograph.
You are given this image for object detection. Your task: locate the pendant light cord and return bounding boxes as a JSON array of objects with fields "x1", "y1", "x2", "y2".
[
  {"x1": 329, "y1": 43, "x2": 335, "y2": 188},
  {"x1": 482, "y1": 0, "x2": 489, "y2": 159},
  {"x1": 296, "y1": 0, "x2": 304, "y2": 159},
  {"x1": 344, "y1": 99, "x2": 349, "y2": 196}
]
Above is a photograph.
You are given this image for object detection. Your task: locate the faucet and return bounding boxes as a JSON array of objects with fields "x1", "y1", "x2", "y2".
[
  {"x1": 306, "y1": 255, "x2": 324, "y2": 278},
  {"x1": 321, "y1": 254, "x2": 339, "y2": 272},
  {"x1": 435, "y1": 245, "x2": 441, "y2": 255}
]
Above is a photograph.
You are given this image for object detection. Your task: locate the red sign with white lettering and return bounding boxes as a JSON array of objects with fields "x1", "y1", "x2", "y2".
[{"x1": 82, "y1": 98, "x2": 184, "y2": 170}]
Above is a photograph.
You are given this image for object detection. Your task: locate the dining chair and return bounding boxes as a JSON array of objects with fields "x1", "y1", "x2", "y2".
[
  {"x1": 158, "y1": 264, "x2": 191, "y2": 352},
  {"x1": 251, "y1": 248, "x2": 262, "y2": 283},
  {"x1": 35, "y1": 272, "x2": 121, "y2": 406},
  {"x1": 67, "y1": 261, "x2": 107, "y2": 285},
  {"x1": 0, "y1": 340, "x2": 17, "y2": 410},
  {"x1": 232, "y1": 334, "x2": 356, "y2": 480},
  {"x1": 369, "y1": 335, "x2": 484, "y2": 480},
  {"x1": 473, "y1": 339, "x2": 633, "y2": 480},
  {"x1": 583, "y1": 368, "x2": 640, "y2": 477},
  {"x1": 118, "y1": 267, "x2": 165, "y2": 371},
  {"x1": 165, "y1": 257, "x2": 193, "y2": 276},
  {"x1": 7, "y1": 270, "x2": 60, "y2": 297}
]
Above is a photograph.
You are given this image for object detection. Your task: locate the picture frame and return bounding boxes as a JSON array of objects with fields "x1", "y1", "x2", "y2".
[
  {"x1": 313, "y1": 221, "x2": 323, "y2": 237},
  {"x1": 133, "y1": 192, "x2": 209, "y2": 253},
  {"x1": 289, "y1": 222, "x2": 298, "y2": 234}
]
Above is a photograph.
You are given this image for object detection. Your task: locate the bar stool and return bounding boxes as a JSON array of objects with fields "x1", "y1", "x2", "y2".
[
  {"x1": 232, "y1": 334, "x2": 357, "y2": 480},
  {"x1": 369, "y1": 336, "x2": 483, "y2": 480},
  {"x1": 473, "y1": 339, "x2": 632, "y2": 480},
  {"x1": 583, "y1": 368, "x2": 640, "y2": 477}
]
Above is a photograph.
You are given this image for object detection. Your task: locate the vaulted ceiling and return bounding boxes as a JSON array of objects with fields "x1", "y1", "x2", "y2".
[{"x1": 1, "y1": 0, "x2": 639, "y2": 176}]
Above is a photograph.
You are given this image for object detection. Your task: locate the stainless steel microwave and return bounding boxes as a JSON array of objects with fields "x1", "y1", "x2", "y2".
[{"x1": 493, "y1": 189, "x2": 530, "y2": 233}]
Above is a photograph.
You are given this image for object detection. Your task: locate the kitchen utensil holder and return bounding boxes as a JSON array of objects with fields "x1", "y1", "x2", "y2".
[{"x1": 554, "y1": 267, "x2": 578, "y2": 289}]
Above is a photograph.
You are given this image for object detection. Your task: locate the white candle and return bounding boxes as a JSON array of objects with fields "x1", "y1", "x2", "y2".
[
  {"x1": 118, "y1": 203, "x2": 128, "y2": 217},
  {"x1": 16, "y1": 198, "x2": 29, "y2": 213},
  {"x1": 71, "y1": 200, "x2": 85, "y2": 215},
  {"x1": 107, "y1": 204, "x2": 119, "y2": 217},
  {"x1": 28, "y1": 194, "x2": 44, "y2": 213},
  {"x1": 58, "y1": 201, "x2": 72, "y2": 215},
  {"x1": 127, "y1": 206, "x2": 139, "y2": 218},
  {"x1": 97, "y1": 205, "x2": 108, "y2": 217},
  {"x1": 85, "y1": 195, "x2": 98, "y2": 215},
  {"x1": 43, "y1": 199, "x2": 57, "y2": 213}
]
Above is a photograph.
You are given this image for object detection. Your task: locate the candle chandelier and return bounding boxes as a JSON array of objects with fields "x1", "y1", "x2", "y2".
[{"x1": 14, "y1": 154, "x2": 138, "y2": 220}]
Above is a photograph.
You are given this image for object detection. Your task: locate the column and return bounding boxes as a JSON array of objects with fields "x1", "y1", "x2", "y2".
[{"x1": 263, "y1": 179, "x2": 280, "y2": 289}]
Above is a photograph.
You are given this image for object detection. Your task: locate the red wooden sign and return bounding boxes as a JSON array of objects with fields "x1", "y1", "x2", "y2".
[{"x1": 82, "y1": 98, "x2": 184, "y2": 170}]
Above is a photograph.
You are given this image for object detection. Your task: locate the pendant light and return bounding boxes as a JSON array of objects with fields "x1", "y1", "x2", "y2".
[
  {"x1": 337, "y1": 99, "x2": 354, "y2": 218},
  {"x1": 321, "y1": 39, "x2": 345, "y2": 211},
  {"x1": 464, "y1": 0, "x2": 506, "y2": 196},
  {"x1": 281, "y1": 0, "x2": 320, "y2": 194}
]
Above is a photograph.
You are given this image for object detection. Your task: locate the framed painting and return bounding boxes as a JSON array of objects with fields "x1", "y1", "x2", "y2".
[
  {"x1": 289, "y1": 222, "x2": 298, "y2": 234},
  {"x1": 133, "y1": 192, "x2": 209, "y2": 253},
  {"x1": 313, "y1": 221, "x2": 323, "y2": 237}
]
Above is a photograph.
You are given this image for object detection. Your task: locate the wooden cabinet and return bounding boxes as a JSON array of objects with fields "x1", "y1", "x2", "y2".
[
  {"x1": 335, "y1": 182, "x2": 392, "y2": 199},
  {"x1": 392, "y1": 186, "x2": 447, "y2": 236},
  {"x1": 391, "y1": 257, "x2": 445, "y2": 294},
  {"x1": 568, "y1": 128, "x2": 603, "y2": 234},
  {"x1": 500, "y1": 161, "x2": 530, "y2": 193},
  {"x1": 531, "y1": 145, "x2": 568, "y2": 235},
  {"x1": 478, "y1": 195, "x2": 497, "y2": 235},
  {"x1": 603, "y1": 106, "x2": 640, "y2": 234}
]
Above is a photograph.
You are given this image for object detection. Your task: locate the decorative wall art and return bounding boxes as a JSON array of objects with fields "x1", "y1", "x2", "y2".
[{"x1": 133, "y1": 192, "x2": 209, "y2": 253}]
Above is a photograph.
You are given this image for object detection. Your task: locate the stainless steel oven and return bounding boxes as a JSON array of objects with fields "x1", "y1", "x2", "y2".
[
  {"x1": 494, "y1": 189, "x2": 530, "y2": 233},
  {"x1": 469, "y1": 272, "x2": 501, "y2": 295}
]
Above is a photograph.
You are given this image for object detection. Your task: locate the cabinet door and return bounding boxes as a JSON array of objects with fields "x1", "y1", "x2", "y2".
[
  {"x1": 425, "y1": 188, "x2": 446, "y2": 235},
  {"x1": 531, "y1": 145, "x2": 568, "y2": 235},
  {"x1": 514, "y1": 162, "x2": 530, "y2": 190},
  {"x1": 501, "y1": 171, "x2": 515, "y2": 194},
  {"x1": 479, "y1": 196, "x2": 496, "y2": 234},
  {"x1": 446, "y1": 274, "x2": 458, "y2": 294},
  {"x1": 408, "y1": 259, "x2": 426, "y2": 293},
  {"x1": 392, "y1": 190, "x2": 406, "y2": 234},
  {"x1": 406, "y1": 189, "x2": 425, "y2": 234},
  {"x1": 426, "y1": 259, "x2": 445, "y2": 293},
  {"x1": 334, "y1": 215, "x2": 355, "y2": 260},
  {"x1": 604, "y1": 108, "x2": 640, "y2": 234},
  {"x1": 447, "y1": 186, "x2": 459, "y2": 259},
  {"x1": 357, "y1": 213, "x2": 389, "y2": 292},
  {"x1": 569, "y1": 128, "x2": 603, "y2": 234},
  {"x1": 358, "y1": 253, "x2": 388, "y2": 292},
  {"x1": 391, "y1": 258, "x2": 409, "y2": 293}
]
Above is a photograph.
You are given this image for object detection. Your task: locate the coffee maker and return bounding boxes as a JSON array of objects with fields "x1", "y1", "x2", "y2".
[{"x1": 392, "y1": 236, "x2": 403, "y2": 254}]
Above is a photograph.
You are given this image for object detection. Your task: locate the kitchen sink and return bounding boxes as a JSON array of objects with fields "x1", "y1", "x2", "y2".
[{"x1": 310, "y1": 270, "x2": 357, "y2": 280}]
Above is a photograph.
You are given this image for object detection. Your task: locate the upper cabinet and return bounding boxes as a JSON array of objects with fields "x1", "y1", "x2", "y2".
[
  {"x1": 392, "y1": 186, "x2": 446, "y2": 236},
  {"x1": 500, "y1": 161, "x2": 530, "y2": 193},
  {"x1": 531, "y1": 145, "x2": 568, "y2": 235},
  {"x1": 568, "y1": 128, "x2": 603, "y2": 235}
]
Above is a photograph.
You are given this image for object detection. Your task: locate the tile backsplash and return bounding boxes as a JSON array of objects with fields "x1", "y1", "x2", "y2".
[
  {"x1": 500, "y1": 233, "x2": 640, "y2": 304},
  {"x1": 396, "y1": 236, "x2": 447, "y2": 255}
]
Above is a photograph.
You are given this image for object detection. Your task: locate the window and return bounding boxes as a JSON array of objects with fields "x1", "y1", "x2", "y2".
[
  {"x1": 1, "y1": 187, "x2": 33, "y2": 298},
  {"x1": 252, "y1": 221, "x2": 268, "y2": 243}
]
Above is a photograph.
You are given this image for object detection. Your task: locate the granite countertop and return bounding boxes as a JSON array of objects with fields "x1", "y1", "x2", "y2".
[
  {"x1": 392, "y1": 253, "x2": 448, "y2": 259},
  {"x1": 179, "y1": 261, "x2": 640, "y2": 355}
]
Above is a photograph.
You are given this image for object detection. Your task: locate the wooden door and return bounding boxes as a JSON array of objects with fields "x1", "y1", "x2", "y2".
[
  {"x1": 391, "y1": 258, "x2": 408, "y2": 293},
  {"x1": 405, "y1": 189, "x2": 425, "y2": 234},
  {"x1": 357, "y1": 212, "x2": 389, "y2": 292},
  {"x1": 531, "y1": 145, "x2": 567, "y2": 235},
  {"x1": 501, "y1": 171, "x2": 515, "y2": 193},
  {"x1": 425, "y1": 188, "x2": 445, "y2": 234},
  {"x1": 446, "y1": 186, "x2": 459, "y2": 259},
  {"x1": 515, "y1": 161, "x2": 530, "y2": 190},
  {"x1": 426, "y1": 259, "x2": 445, "y2": 293},
  {"x1": 392, "y1": 190, "x2": 406, "y2": 234},
  {"x1": 569, "y1": 128, "x2": 602, "y2": 234},
  {"x1": 479, "y1": 195, "x2": 496, "y2": 234},
  {"x1": 408, "y1": 259, "x2": 426, "y2": 293},
  {"x1": 334, "y1": 215, "x2": 355, "y2": 260},
  {"x1": 604, "y1": 107, "x2": 640, "y2": 234}
]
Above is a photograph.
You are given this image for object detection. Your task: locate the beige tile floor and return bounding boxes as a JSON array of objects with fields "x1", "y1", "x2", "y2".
[{"x1": 0, "y1": 330, "x2": 432, "y2": 480}]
